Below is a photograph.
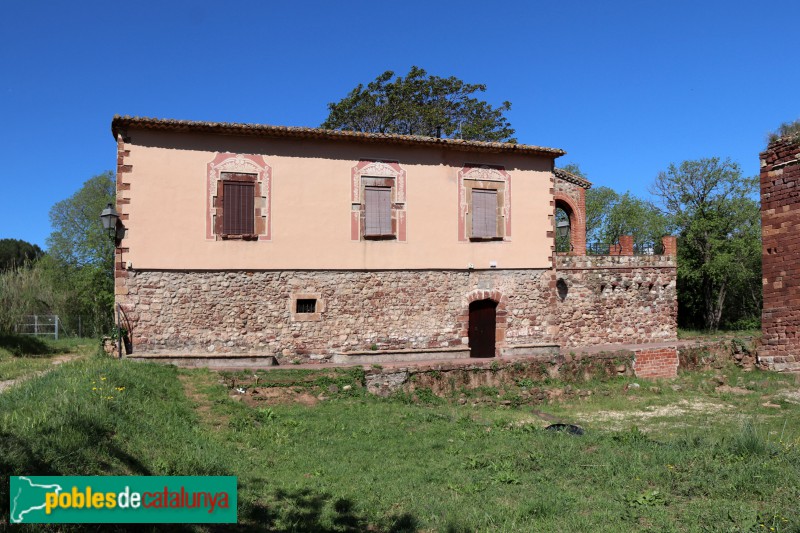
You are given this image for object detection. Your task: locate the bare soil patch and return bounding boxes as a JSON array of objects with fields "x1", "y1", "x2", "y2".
[
  {"x1": 715, "y1": 385, "x2": 753, "y2": 395},
  {"x1": 776, "y1": 390, "x2": 800, "y2": 404},
  {"x1": 235, "y1": 387, "x2": 319, "y2": 407},
  {"x1": 575, "y1": 399, "x2": 732, "y2": 430}
]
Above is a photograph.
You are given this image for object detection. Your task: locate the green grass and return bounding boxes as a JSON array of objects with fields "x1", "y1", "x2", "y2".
[
  {"x1": 677, "y1": 327, "x2": 761, "y2": 340},
  {"x1": 0, "y1": 334, "x2": 95, "y2": 380},
  {"x1": 2, "y1": 356, "x2": 800, "y2": 531}
]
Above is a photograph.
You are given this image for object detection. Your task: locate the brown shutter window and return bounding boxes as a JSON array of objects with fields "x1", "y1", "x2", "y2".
[
  {"x1": 223, "y1": 181, "x2": 255, "y2": 235},
  {"x1": 472, "y1": 189, "x2": 498, "y2": 239},
  {"x1": 364, "y1": 186, "x2": 392, "y2": 236}
]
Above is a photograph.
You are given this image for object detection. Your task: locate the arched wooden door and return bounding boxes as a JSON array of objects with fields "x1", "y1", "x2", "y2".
[{"x1": 469, "y1": 299, "x2": 497, "y2": 358}]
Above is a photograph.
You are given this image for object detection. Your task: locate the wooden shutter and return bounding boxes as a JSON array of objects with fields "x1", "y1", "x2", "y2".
[
  {"x1": 471, "y1": 189, "x2": 498, "y2": 238},
  {"x1": 364, "y1": 186, "x2": 392, "y2": 236},
  {"x1": 223, "y1": 181, "x2": 255, "y2": 234}
]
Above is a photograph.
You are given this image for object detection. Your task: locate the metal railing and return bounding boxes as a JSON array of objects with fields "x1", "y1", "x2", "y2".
[
  {"x1": 586, "y1": 242, "x2": 620, "y2": 255},
  {"x1": 15, "y1": 315, "x2": 59, "y2": 339},
  {"x1": 584, "y1": 241, "x2": 666, "y2": 256},
  {"x1": 633, "y1": 241, "x2": 665, "y2": 255}
]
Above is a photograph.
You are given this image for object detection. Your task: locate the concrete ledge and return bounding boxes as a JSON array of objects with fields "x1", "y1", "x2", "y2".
[
  {"x1": 501, "y1": 344, "x2": 560, "y2": 358},
  {"x1": 126, "y1": 353, "x2": 279, "y2": 368},
  {"x1": 332, "y1": 346, "x2": 470, "y2": 364}
]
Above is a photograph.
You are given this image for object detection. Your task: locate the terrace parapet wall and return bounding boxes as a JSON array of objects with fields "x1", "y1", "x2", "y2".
[
  {"x1": 553, "y1": 251, "x2": 678, "y2": 347},
  {"x1": 760, "y1": 136, "x2": 800, "y2": 371}
]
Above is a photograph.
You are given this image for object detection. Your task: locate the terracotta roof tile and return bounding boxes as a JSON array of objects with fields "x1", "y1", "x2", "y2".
[
  {"x1": 111, "y1": 115, "x2": 566, "y2": 158},
  {"x1": 554, "y1": 167, "x2": 592, "y2": 189}
]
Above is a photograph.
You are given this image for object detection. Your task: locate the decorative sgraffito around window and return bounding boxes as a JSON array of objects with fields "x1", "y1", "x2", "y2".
[
  {"x1": 350, "y1": 160, "x2": 407, "y2": 242},
  {"x1": 458, "y1": 165, "x2": 511, "y2": 242},
  {"x1": 207, "y1": 153, "x2": 272, "y2": 241}
]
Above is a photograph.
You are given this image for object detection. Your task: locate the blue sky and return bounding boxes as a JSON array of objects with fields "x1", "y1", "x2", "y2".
[{"x1": 1, "y1": 0, "x2": 797, "y2": 248}]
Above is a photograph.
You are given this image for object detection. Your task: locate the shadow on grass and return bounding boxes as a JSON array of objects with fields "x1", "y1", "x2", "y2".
[
  {"x1": 0, "y1": 420, "x2": 155, "y2": 530},
  {"x1": 237, "y1": 487, "x2": 417, "y2": 532},
  {"x1": 2, "y1": 479, "x2": 419, "y2": 532},
  {"x1": 1, "y1": 428, "x2": 416, "y2": 532},
  {"x1": 0, "y1": 333, "x2": 54, "y2": 357}
]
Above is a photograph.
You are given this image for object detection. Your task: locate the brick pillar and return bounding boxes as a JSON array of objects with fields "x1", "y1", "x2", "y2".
[
  {"x1": 760, "y1": 136, "x2": 800, "y2": 371},
  {"x1": 618, "y1": 235, "x2": 634, "y2": 256},
  {"x1": 661, "y1": 235, "x2": 677, "y2": 256},
  {"x1": 573, "y1": 187, "x2": 587, "y2": 255}
]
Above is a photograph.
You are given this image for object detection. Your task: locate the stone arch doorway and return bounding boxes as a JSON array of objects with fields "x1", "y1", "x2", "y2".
[
  {"x1": 469, "y1": 299, "x2": 498, "y2": 358},
  {"x1": 554, "y1": 194, "x2": 586, "y2": 255}
]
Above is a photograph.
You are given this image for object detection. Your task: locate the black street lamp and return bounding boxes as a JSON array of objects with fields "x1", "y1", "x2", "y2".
[
  {"x1": 556, "y1": 218, "x2": 570, "y2": 238},
  {"x1": 100, "y1": 203, "x2": 124, "y2": 242}
]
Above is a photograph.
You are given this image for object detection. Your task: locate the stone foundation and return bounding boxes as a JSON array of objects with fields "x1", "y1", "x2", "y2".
[
  {"x1": 118, "y1": 260, "x2": 677, "y2": 363},
  {"x1": 119, "y1": 269, "x2": 554, "y2": 361}
]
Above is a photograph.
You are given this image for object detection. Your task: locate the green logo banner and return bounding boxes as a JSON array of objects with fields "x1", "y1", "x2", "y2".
[{"x1": 9, "y1": 476, "x2": 237, "y2": 524}]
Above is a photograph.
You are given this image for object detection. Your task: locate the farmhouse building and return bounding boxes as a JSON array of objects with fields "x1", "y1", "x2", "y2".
[{"x1": 110, "y1": 116, "x2": 677, "y2": 367}]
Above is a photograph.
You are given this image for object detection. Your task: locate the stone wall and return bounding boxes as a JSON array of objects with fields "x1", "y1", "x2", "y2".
[
  {"x1": 117, "y1": 255, "x2": 677, "y2": 361},
  {"x1": 119, "y1": 269, "x2": 555, "y2": 360},
  {"x1": 554, "y1": 255, "x2": 677, "y2": 346},
  {"x1": 760, "y1": 136, "x2": 800, "y2": 371}
]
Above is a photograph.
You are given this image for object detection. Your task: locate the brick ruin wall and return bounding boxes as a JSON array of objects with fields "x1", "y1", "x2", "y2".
[
  {"x1": 117, "y1": 256, "x2": 677, "y2": 362},
  {"x1": 760, "y1": 136, "x2": 800, "y2": 371}
]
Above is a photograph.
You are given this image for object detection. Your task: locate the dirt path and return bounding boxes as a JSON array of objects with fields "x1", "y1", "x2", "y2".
[
  {"x1": 178, "y1": 371, "x2": 230, "y2": 429},
  {"x1": 0, "y1": 353, "x2": 82, "y2": 394}
]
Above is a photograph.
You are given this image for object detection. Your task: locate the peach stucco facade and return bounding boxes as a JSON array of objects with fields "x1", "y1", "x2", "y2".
[
  {"x1": 119, "y1": 130, "x2": 556, "y2": 271},
  {"x1": 111, "y1": 117, "x2": 677, "y2": 366}
]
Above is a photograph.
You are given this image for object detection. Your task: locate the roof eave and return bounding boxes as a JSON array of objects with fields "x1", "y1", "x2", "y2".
[{"x1": 111, "y1": 115, "x2": 566, "y2": 158}]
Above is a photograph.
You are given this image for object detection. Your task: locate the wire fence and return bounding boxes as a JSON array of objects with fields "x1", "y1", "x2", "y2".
[
  {"x1": 15, "y1": 315, "x2": 99, "y2": 339},
  {"x1": 15, "y1": 315, "x2": 60, "y2": 339}
]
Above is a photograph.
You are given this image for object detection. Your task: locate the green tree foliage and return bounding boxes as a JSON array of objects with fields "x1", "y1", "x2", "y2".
[
  {"x1": 321, "y1": 66, "x2": 516, "y2": 142},
  {"x1": 0, "y1": 263, "x2": 62, "y2": 333},
  {"x1": 651, "y1": 158, "x2": 760, "y2": 331},
  {"x1": 602, "y1": 193, "x2": 669, "y2": 249},
  {"x1": 584, "y1": 186, "x2": 619, "y2": 243},
  {"x1": 45, "y1": 172, "x2": 116, "y2": 336},
  {"x1": 0, "y1": 239, "x2": 43, "y2": 272},
  {"x1": 574, "y1": 162, "x2": 668, "y2": 249}
]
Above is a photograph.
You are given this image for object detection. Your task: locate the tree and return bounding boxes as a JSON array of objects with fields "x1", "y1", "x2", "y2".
[
  {"x1": 321, "y1": 66, "x2": 516, "y2": 142},
  {"x1": 572, "y1": 161, "x2": 668, "y2": 248},
  {"x1": 651, "y1": 158, "x2": 760, "y2": 331},
  {"x1": 0, "y1": 239, "x2": 43, "y2": 272},
  {"x1": 584, "y1": 186, "x2": 618, "y2": 243},
  {"x1": 46, "y1": 172, "x2": 116, "y2": 336},
  {"x1": 601, "y1": 193, "x2": 669, "y2": 248}
]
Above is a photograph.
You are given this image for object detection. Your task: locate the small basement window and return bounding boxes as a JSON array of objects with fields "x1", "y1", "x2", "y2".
[{"x1": 296, "y1": 299, "x2": 317, "y2": 314}]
